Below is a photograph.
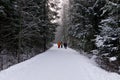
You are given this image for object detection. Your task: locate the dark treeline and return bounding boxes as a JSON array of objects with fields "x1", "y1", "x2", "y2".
[
  {"x1": 65, "y1": 0, "x2": 120, "y2": 73},
  {"x1": 0, "y1": 0, "x2": 59, "y2": 70}
]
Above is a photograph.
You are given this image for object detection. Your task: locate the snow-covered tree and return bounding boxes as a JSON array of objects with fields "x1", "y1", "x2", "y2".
[
  {"x1": 0, "y1": 0, "x2": 20, "y2": 51},
  {"x1": 66, "y1": 0, "x2": 120, "y2": 73},
  {"x1": 0, "y1": 0, "x2": 59, "y2": 70},
  {"x1": 95, "y1": 1, "x2": 120, "y2": 72},
  {"x1": 68, "y1": 0, "x2": 97, "y2": 52}
]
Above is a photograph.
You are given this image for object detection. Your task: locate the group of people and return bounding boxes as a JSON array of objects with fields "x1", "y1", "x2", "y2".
[{"x1": 57, "y1": 41, "x2": 67, "y2": 49}]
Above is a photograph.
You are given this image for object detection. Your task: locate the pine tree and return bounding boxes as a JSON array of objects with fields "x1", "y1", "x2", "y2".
[
  {"x1": 95, "y1": 1, "x2": 120, "y2": 72},
  {"x1": 0, "y1": 0, "x2": 20, "y2": 52},
  {"x1": 0, "y1": 0, "x2": 59, "y2": 70},
  {"x1": 68, "y1": 0, "x2": 97, "y2": 52}
]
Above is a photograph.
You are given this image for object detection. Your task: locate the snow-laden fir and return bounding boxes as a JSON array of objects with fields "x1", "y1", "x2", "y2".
[{"x1": 0, "y1": 44, "x2": 120, "y2": 80}]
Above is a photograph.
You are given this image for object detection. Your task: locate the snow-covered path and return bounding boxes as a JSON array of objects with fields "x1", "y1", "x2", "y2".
[{"x1": 0, "y1": 44, "x2": 120, "y2": 80}]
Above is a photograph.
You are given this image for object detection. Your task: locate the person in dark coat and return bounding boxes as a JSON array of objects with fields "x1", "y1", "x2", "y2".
[
  {"x1": 63, "y1": 42, "x2": 67, "y2": 49},
  {"x1": 60, "y1": 41, "x2": 63, "y2": 48}
]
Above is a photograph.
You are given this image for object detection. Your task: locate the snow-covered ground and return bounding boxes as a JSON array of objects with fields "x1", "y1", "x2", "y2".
[{"x1": 0, "y1": 44, "x2": 120, "y2": 80}]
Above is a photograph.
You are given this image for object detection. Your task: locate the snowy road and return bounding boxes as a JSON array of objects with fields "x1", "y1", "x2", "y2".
[{"x1": 0, "y1": 44, "x2": 120, "y2": 80}]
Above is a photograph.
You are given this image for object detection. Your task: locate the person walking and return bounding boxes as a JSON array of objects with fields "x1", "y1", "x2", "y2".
[
  {"x1": 63, "y1": 42, "x2": 67, "y2": 49},
  {"x1": 60, "y1": 41, "x2": 63, "y2": 48},
  {"x1": 57, "y1": 41, "x2": 61, "y2": 48}
]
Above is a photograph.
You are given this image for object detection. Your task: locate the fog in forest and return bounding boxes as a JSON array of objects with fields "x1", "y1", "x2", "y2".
[{"x1": 54, "y1": 0, "x2": 69, "y2": 42}]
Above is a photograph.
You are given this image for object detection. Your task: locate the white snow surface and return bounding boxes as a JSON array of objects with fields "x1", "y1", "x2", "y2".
[{"x1": 0, "y1": 44, "x2": 120, "y2": 80}]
